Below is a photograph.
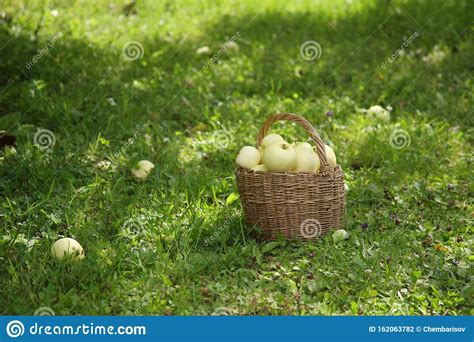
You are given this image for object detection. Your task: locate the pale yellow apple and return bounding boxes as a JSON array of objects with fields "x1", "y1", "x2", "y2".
[
  {"x1": 235, "y1": 146, "x2": 261, "y2": 169},
  {"x1": 293, "y1": 142, "x2": 320, "y2": 172},
  {"x1": 51, "y1": 238, "x2": 84, "y2": 261},
  {"x1": 262, "y1": 142, "x2": 296, "y2": 171}
]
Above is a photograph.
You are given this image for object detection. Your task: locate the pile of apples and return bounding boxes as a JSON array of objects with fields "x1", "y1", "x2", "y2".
[{"x1": 235, "y1": 134, "x2": 337, "y2": 172}]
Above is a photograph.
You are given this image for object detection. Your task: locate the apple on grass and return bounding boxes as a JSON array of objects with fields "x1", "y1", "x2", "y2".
[{"x1": 51, "y1": 237, "x2": 84, "y2": 261}]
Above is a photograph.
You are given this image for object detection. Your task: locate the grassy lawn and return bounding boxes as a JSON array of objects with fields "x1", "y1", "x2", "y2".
[{"x1": 0, "y1": 0, "x2": 472, "y2": 315}]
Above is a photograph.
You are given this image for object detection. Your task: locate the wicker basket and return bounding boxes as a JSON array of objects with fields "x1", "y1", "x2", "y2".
[{"x1": 235, "y1": 113, "x2": 346, "y2": 240}]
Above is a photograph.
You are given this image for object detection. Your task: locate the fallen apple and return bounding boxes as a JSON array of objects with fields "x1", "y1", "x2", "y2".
[
  {"x1": 138, "y1": 160, "x2": 155, "y2": 173},
  {"x1": 332, "y1": 229, "x2": 349, "y2": 243},
  {"x1": 367, "y1": 105, "x2": 390, "y2": 122},
  {"x1": 132, "y1": 168, "x2": 150, "y2": 179},
  {"x1": 51, "y1": 237, "x2": 84, "y2": 261},
  {"x1": 132, "y1": 159, "x2": 155, "y2": 179}
]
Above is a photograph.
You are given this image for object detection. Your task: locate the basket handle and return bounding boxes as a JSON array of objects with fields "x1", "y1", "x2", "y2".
[{"x1": 256, "y1": 113, "x2": 330, "y2": 168}]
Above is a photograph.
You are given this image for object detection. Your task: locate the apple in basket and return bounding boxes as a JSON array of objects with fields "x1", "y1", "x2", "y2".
[
  {"x1": 235, "y1": 136, "x2": 338, "y2": 172},
  {"x1": 252, "y1": 164, "x2": 268, "y2": 172},
  {"x1": 323, "y1": 144, "x2": 337, "y2": 167},
  {"x1": 262, "y1": 142, "x2": 297, "y2": 171},
  {"x1": 293, "y1": 142, "x2": 320, "y2": 172},
  {"x1": 258, "y1": 133, "x2": 285, "y2": 154},
  {"x1": 235, "y1": 146, "x2": 261, "y2": 169}
]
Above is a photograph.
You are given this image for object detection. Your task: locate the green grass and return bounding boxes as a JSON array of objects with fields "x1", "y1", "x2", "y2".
[{"x1": 0, "y1": 0, "x2": 473, "y2": 315}]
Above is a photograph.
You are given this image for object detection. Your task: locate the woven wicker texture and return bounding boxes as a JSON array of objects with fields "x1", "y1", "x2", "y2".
[{"x1": 235, "y1": 113, "x2": 346, "y2": 240}]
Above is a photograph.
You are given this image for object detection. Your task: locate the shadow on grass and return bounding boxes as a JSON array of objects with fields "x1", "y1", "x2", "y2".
[{"x1": 1, "y1": 0, "x2": 471, "y2": 130}]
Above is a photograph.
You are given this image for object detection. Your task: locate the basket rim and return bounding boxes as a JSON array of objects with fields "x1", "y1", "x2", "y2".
[{"x1": 235, "y1": 165, "x2": 342, "y2": 176}]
